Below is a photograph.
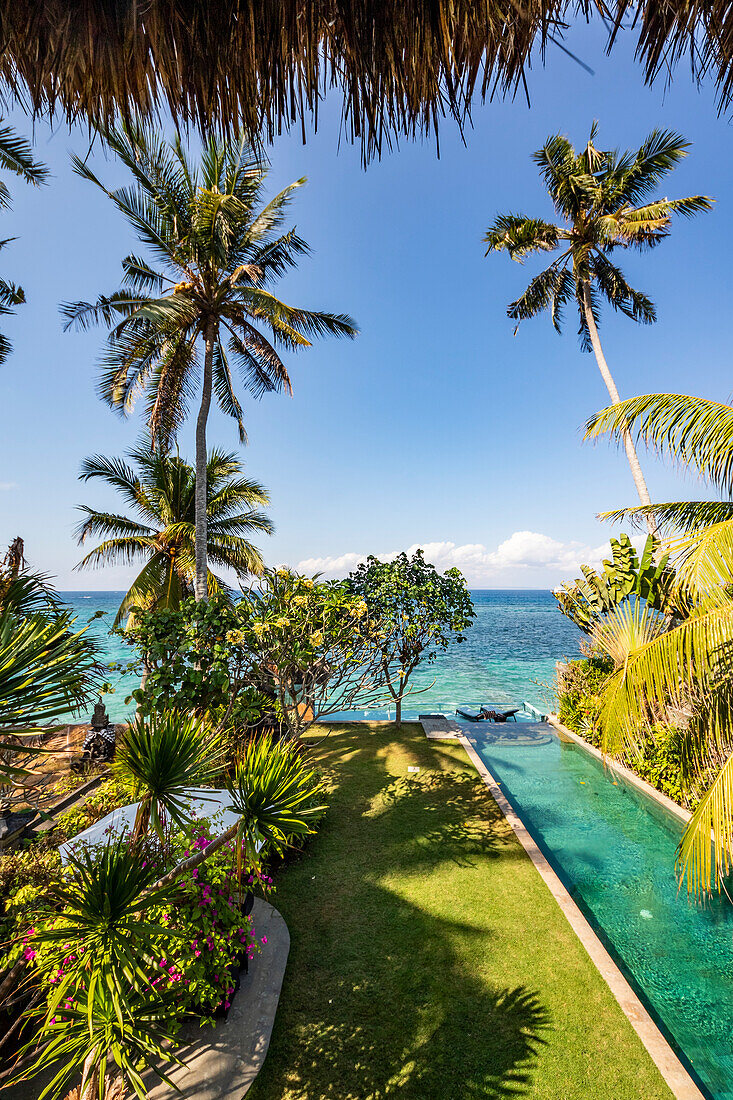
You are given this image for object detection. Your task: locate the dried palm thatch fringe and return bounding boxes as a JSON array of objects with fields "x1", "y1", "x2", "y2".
[{"x1": 0, "y1": 1, "x2": 730, "y2": 159}]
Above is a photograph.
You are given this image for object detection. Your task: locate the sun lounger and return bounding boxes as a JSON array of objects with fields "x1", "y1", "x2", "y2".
[{"x1": 456, "y1": 707, "x2": 520, "y2": 723}]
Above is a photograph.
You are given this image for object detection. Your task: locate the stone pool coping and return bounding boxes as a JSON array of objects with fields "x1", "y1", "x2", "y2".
[{"x1": 445, "y1": 723, "x2": 705, "y2": 1100}]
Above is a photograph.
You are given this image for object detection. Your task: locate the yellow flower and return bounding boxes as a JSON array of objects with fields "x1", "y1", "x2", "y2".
[{"x1": 310, "y1": 631, "x2": 324, "y2": 647}]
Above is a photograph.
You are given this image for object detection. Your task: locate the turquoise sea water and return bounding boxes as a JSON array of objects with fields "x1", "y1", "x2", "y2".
[
  {"x1": 59, "y1": 589, "x2": 582, "y2": 723},
  {"x1": 465, "y1": 724, "x2": 733, "y2": 1100}
]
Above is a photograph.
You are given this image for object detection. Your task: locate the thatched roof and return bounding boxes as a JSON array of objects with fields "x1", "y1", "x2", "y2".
[{"x1": 0, "y1": 2, "x2": 729, "y2": 158}]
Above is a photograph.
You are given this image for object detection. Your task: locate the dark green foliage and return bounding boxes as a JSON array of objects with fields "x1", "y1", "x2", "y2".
[
  {"x1": 121, "y1": 595, "x2": 272, "y2": 732},
  {"x1": 632, "y1": 725, "x2": 686, "y2": 806},
  {"x1": 555, "y1": 534, "x2": 680, "y2": 634},
  {"x1": 556, "y1": 655, "x2": 614, "y2": 742}
]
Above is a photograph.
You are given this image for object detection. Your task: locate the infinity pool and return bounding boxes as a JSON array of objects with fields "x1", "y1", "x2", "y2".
[{"x1": 465, "y1": 725, "x2": 733, "y2": 1100}]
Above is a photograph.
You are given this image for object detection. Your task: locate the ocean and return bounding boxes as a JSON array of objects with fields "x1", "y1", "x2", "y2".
[{"x1": 59, "y1": 590, "x2": 583, "y2": 723}]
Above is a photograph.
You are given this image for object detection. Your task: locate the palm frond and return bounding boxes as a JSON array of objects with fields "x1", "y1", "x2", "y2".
[
  {"x1": 677, "y1": 750, "x2": 733, "y2": 896},
  {"x1": 586, "y1": 393, "x2": 733, "y2": 494},
  {"x1": 483, "y1": 215, "x2": 560, "y2": 260},
  {"x1": 599, "y1": 501, "x2": 733, "y2": 534}
]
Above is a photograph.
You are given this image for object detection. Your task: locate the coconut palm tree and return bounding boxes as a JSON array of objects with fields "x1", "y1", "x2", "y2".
[
  {"x1": 585, "y1": 392, "x2": 733, "y2": 897},
  {"x1": 62, "y1": 126, "x2": 357, "y2": 601},
  {"x1": 75, "y1": 446, "x2": 273, "y2": 626},
  {"x1": 0, "y1": 122, "x2": 47, "y2": 365},
  {"x1": 484, "y1": 124, "x2": 712, "y2": 532}
]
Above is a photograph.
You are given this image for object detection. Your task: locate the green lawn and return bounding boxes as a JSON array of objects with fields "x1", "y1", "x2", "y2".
[{"x1": 249, "y1": 722, "x2": 673, "y2": 1100}]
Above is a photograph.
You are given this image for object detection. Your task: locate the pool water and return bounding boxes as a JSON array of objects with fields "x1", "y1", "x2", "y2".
[{"x1": 465, "y1": 724, "x2": 733, "y2": 1100}]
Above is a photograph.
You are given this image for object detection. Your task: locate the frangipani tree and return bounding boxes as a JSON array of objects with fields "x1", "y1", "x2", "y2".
[
  {"x1": 63, "y1": 126, "x2": 357, "y2": 601},
  {"x1": 484, "y1": 124, "x2": 712, "y2": 530},
  {"x1": 348, "y1": 550, "x2": 475, "y2": 726},
  {"x1": 585, "y1": 392, "x2": 733, "y2": 896}
]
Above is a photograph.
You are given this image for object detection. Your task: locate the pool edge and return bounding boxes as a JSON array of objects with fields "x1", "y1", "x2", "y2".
[{"x1": 457, "y1": 730, "x2": 705, "y2": 1100}]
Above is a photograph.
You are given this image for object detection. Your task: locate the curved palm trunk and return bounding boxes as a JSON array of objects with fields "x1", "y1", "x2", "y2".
[
  {"x1": 581, "y1": 282, "x2": 658, "y2": 538},
  {"x1": 195, "y1": 320, "x2": 215, "y2": 601}
]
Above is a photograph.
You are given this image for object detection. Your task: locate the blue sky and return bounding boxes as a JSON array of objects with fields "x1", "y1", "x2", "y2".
[{"x1": 0, "y1": 20, "x2": 730, "y2": 590}]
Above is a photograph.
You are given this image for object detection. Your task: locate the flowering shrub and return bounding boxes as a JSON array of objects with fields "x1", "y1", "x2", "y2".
[
  {"x1": 10, "y1": 818, "x2": 264, "y2": 1026},
  {"x1": 145, "y1": 819, "x2": 263, "y2": 1018}
]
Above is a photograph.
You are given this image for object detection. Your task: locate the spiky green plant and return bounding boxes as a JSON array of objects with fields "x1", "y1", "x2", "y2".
[
  {"x1": 75, "y1": 446, "x2": 273, "y2": 626},
  {"x1": 226, "y1": 732, "x2": 326, "y2": 874},
  {"x1": 0, "y1": 609, "x2": 100, "y2": 731},
  {"x1": 585, "y1": 391, "x2": 733, "y2": 896},
  {"x1": 35, "y1": 839, "x2": 174, "y2": 1009},
  {"x1": 484, "y1": 124, "x2": 711, "y2": 529},
  {"x1": 13, "y1": 981, "x2": 182, "y2": 1100},
  {"x1": 114, "y1": 711, "x2": 225, "y2": 842},
  {"x1": 62, "y1": 125, "x2": 357, "y2": 601}
]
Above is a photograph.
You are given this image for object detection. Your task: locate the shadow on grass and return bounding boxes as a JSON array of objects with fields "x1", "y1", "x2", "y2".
[{"x1": 250, "y1": 726, "x2": 551, "y2": 1100}]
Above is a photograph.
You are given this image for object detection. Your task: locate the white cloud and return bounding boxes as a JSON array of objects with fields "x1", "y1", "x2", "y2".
[
  {"x1": 293, "y1": 531, "x2": 635, "y2": 586},
  {"x1": 0, "y1": 482, "x2": 16, "y2": 491}
]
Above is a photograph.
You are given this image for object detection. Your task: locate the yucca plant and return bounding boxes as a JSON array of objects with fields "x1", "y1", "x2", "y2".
[
  {"x1": 585, "y1": 391, "x2": 733, "y2": 896},
  {"x1": 12, "y1": 981, "x2": 182, "y2": 1100},
  {"x1": 34, "y1": 839, "x2": 175, "y2": 1017},
  {"x1": 114, "y1": 711, "x2": 226, "y2": 843},
  {"x1": 226, "y1": 733, "x2": 326, "y2": 880}
]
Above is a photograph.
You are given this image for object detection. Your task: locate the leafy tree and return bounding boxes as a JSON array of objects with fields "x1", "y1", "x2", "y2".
[
  {"x1": 75, "y1": 446, "x2": 273, "y2": 626},
  {"x1": 554, "y1": 533, "x2": 680, "y2": 634},
  {"x1": 484, "y1": 124, "x2": 712, "y2": 531},
  {"x1": 585, "y1": 391, "x2": 733, "y2": 896},
  {"x1": 63, "y1": 126, "x2": 357, "y2": 601},
  {"x1": 119, "y1": 595, "x2": 272, "y2": 732},
  {"x1": 242, "y1": 568, "x2": 388, "y2": 737},
  {"x1": 0, "y1": 123, "x2": 48, "y2": 365},
  {"x1": 348, "y1": 550, "x2": 475, "y2": 726}
]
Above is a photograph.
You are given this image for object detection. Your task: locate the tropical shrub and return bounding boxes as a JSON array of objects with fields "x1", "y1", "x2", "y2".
[
  {"x1": 631, "y1": 725, "x2": 687, "y2": 806},
  {"x1": 121, "y1": 596, "x2": 272, "y2": 735},
  {"x1": 242, "y1": 569, "x2": 386, "y2": 737},
  {"x1": 145, "y1": 819, "x2": 260, "y2": 1019},
  {"x1": 124, "y1": 571, "x2": 391, "y2": 740},
  {"x1": 556, "y1": 653, "x2": 613, "y2": 744}
]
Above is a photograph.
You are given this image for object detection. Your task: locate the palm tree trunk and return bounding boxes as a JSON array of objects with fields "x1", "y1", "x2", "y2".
[
  {"x1": 195, "y1": 320, "x2": 215, "y2": 601},
  {"x1": 581, "y1": 282, "x2": 658, "y2": 537}
]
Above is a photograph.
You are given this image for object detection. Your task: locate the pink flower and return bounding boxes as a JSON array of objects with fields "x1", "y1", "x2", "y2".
[{"x1": 261, "y1": 935, "x2": 267, "y2": 945}]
